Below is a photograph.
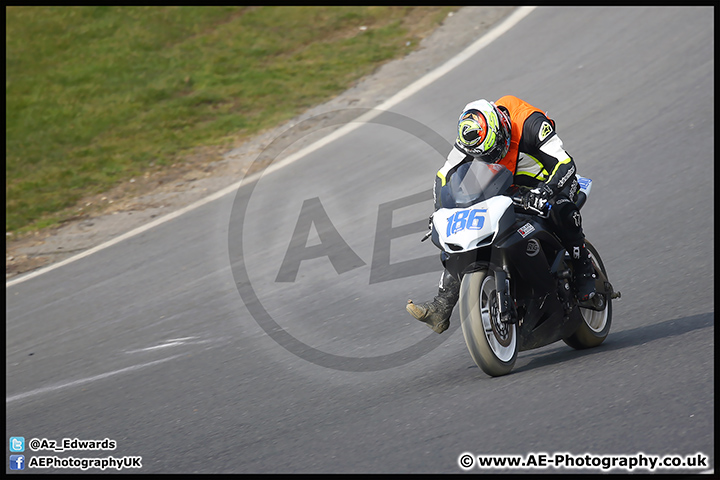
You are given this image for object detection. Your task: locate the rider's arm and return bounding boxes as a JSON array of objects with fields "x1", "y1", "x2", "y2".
[{"x1": 520, "y1": 112, "x2": 577, "y2": 196}]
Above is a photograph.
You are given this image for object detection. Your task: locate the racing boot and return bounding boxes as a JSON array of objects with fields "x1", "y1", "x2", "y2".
[
  {"x1": 571, "y1": 243, "x2": 596, "y2": 302},
  {"x1": 406, "y1": 271, "x2": 460, "y2": 334}
]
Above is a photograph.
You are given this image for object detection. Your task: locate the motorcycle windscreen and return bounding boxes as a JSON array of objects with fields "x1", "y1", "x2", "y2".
[{"x1": 439, "y1": 162, "x2": 514, "y2": 209}]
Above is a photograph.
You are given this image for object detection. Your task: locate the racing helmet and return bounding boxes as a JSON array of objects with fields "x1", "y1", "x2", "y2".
[{"x1": 455, "y1": 99, "x2": 511, "y2": 163}]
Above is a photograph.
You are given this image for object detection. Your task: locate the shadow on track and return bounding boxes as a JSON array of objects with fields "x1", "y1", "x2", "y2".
[{"x1": 511, "y1": 312, "x2": 714, "y2": 374}]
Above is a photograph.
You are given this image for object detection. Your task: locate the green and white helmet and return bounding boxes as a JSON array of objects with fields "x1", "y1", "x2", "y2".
[{"x1": 455, "y1": 99, "x2": 511, "y2": 163}]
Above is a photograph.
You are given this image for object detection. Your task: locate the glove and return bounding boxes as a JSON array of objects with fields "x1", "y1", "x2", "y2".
[{"x1": 522, "y1": 184, "x2": 553, "y2": 211}]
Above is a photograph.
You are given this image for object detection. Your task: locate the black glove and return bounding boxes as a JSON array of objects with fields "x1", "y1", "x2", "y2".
[{"x1": 522, "y1": 184, "x2": 553, "y2": 211}]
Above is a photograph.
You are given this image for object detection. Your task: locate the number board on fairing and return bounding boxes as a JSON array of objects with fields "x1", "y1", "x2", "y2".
[{"x1": 446, "y1": 209, "x2": 486, "y2": 237}]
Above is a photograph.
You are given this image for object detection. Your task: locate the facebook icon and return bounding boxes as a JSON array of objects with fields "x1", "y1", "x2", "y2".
[{"x1": 9, "y1": 455, "x2": 25, "y2": 470}]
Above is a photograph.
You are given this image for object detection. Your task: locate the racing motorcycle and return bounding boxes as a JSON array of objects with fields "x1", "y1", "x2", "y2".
[{"x1": 424, "y1": 161, "x2": 620, "y2": 377}]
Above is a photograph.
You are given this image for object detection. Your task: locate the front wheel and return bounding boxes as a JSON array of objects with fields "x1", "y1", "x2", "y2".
[
  {"x1": 563, "y1": 240, "x2": 612, "y2": 349},
  {"x1": 459, "y1": 268, "x2": 517, "y2": 377}
]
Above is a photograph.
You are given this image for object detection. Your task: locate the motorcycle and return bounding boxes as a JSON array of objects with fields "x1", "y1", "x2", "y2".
[{"x1": 424, "y1": 161, "x2": 620, "y2": 377}]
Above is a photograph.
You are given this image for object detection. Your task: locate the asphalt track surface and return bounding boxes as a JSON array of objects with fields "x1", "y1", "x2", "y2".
[{"x1": 6, "y1": 7, "x2": 714, "y2": 474}]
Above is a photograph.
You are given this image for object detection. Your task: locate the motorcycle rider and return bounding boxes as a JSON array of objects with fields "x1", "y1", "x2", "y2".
[{"x1": 407, "y1": 95, "x2": 596, "y2": 333}]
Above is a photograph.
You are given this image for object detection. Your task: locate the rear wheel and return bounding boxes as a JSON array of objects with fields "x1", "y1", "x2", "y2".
[
  {"x1": 563, "y1": 240, "x2": 612, "y2": 349},
  {"x1": 459, "y1": 268, "x2": 517, "y2": 376}
]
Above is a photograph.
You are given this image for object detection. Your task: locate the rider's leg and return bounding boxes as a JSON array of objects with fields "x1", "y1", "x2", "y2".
[
  {"x1": 549, "y1": 196, "x2": 596, "y2": 301},
  {"x1": 406, "y1": 269, "x2": 460, "y2": 334}
]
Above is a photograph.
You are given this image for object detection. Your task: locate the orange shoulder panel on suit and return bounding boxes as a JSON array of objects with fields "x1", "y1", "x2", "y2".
[{"x1": 495, "y1": 95, "x2": 544, "y2": 174}]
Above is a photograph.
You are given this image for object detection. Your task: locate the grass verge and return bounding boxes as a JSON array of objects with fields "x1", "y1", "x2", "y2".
[{"x1": 6, "y1": 6, "x2": 456, "y2": 234}]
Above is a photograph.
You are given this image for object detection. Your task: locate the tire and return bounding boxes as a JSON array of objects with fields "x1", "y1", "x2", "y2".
[
  {"x1": 459, "y1": 268, "x2": 518, "y2": 376},
  {"x1": 563, "y1": 240, "x2": 612, "y2": 349}
]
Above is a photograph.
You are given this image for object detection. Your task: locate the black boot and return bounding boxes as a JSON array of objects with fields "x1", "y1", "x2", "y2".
[
  {"x1": 571, "y1": 243, "x2": 596, "y2": 302},
  {"x1": 406, "y1": 271, "x2": 460, "y2": 334}
]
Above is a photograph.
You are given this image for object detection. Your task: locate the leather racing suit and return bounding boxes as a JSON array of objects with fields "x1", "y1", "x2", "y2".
[{"x1": 407, "y1": 95, "x2": 595, "y2": 334}]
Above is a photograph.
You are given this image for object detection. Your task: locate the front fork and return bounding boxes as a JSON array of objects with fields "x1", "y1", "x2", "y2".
[{"x1": 494, "y1": 268, "x2": 517, "y2": 324}]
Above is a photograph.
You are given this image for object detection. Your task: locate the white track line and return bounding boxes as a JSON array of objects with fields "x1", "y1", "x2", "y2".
[
  {"x1": 6, "y1": 6, "x2": 536, "y2": 288},
  {"x1": 6, "y1": 354, "x2": 185, "y2": 404}
]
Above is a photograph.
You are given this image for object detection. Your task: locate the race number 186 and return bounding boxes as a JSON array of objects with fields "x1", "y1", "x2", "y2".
[{"x1": 447, "y1": 209, "x2": 486, "y2": 236}]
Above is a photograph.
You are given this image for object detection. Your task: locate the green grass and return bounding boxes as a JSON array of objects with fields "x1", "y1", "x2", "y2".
[{"x1": 6, "y1": 6, "x2": 455, "y2": 234}]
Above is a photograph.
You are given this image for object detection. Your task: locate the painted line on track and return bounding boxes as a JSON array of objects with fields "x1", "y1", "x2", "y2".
[{"x1": 6, "y1": 354, "x2": 185, "y2": 405}]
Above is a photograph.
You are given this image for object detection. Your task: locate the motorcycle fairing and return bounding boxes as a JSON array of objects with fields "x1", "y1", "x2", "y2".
[
  {"x1": 431, "y1": 196, "x2": 514, "y2": 253},
  {"x1": 491, "y1": 216, "x2": 579, "y2": 350}
]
